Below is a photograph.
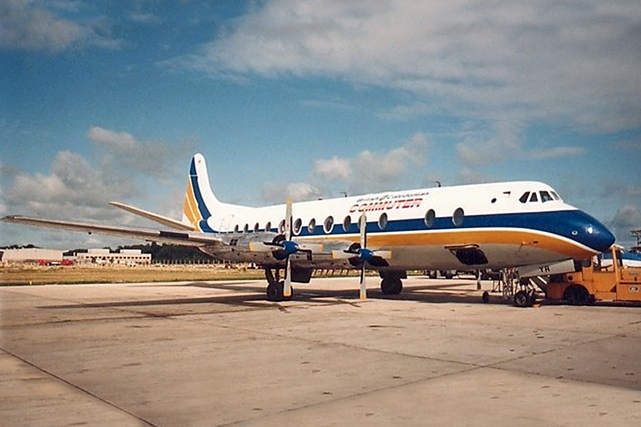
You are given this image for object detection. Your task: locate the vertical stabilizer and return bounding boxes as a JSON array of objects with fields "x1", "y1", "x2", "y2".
[{"x1": 182, "y1": 154, "x2": 223, "y2": 232}]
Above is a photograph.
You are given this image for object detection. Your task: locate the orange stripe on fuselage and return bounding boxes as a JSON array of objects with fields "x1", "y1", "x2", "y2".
[{"x1": 302, "y1": 229, "x2": 596, "y2": 260}]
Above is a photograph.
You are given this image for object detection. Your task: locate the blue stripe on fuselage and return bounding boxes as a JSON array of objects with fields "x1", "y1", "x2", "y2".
[{"x1": 293, "y1": 210, "x2": 613, "y2": 253}]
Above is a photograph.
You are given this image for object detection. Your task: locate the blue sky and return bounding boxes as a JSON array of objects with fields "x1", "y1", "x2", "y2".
[{"x1": 1, "y1": 0, "x2": 640, "y2": 249}]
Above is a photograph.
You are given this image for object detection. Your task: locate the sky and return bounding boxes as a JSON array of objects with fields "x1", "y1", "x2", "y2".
[{"x1": 1, "y1": 0, "x2": 640, "y2": 250}]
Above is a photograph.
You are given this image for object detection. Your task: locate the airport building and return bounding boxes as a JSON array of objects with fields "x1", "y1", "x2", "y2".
[
  {"x1": 0, "y1": 248, "x2": 64, "y2": 265},
  {"x1": 75, "y1": 248, "x2": 151, "y2": 266}
]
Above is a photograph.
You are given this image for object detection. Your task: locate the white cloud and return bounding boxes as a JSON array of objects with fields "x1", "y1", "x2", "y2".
[
  {"x1": 527, "y1": 146, "x2": 587, "y2": 160},
  {"x1": 87, "y1": 125, "x2": 187, "y2": 179},
  {"x1": 456, "y1": 121, "x2": 522, "y2": 166},
  {"x1": 177, "y1": 0, "x2": 641, "y2": 133},
  {"x1": 313, "y1": 156, "x2": 351, "y2": 180},
  {"x1": 2, "y1": 127, "x2": 193, "y2": 248},
  {"x1": 261, "y1": 182, "x2": 323, "y2": 203},
  {"x1": 455, "y1": 121, "x2": 587, "y2": 167},
  {"x1": 88, "y1": 126, "x2": 137, "y2": 151},
  {"x1": 0, "y1": 0, "x2": 121, "y2": 52},
  {"x1": 316, "y1": 132, "x2": 429, "y2": 194},
  {"x1": 610, "y1": 205, "x2": 641, "y2": 245}
]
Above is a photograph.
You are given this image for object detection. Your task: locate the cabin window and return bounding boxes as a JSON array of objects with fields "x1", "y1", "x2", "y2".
[
  {"x1": 452, "y1": 208, "x2": 464, "y2": 227},
  {"x1": 234, "y1": 224, "x2": 240, "y2": 233},
  {"x1": 378, "y1": 212, "x2": 388, "y2": 230},
  {"x1": 519, "y1": 192, "x2": 530, "y2": 203},
  {"x1": 243, "y1": 224, "x2": 249, "y2": 233},
  {"x1": 529, "y1": 192, "x2": 538, "y2": 202},
  {"x1": 308, "y1": 218, "x2": 316, "y2": 234},
  {"x1": 265, "y1": 221, "x2": 272, "y2": 232},
  {"x1": 540, "y1": 191, "x2": 553, "y2": 203},
  {"x1": 293, "y1": 218, "x2": 302, "y2": 235},
  {"x1": 254, "y1": 222, "x2": 260, "y2": 233},
  {"x1": 343, "y1": 215, "x2": 352, "y2": 232},
  {"x1": 424, "y1": 209, "x2": 436, "y2": 228},
  {"x1": 324, "y1": 216, "x2": 334, "y2": 234},
  {"x1": 278, "y1": 220, "x2": 286, "y2": 234}
]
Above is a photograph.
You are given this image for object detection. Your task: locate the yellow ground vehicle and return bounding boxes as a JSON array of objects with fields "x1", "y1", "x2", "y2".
[{"x1": 546, "y1": 246, "x2": 641, "y2": 305}]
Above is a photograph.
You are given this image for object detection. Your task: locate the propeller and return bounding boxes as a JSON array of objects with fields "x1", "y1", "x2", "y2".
[
  {"x1": 258, "y1": 199, "x2": 322, "y2": 298},
  {"x1": 333, "y1": 213, "x2": 392, "y2": 300}
]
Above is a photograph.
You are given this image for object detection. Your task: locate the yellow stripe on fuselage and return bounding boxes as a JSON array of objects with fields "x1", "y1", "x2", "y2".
[{"x1": 301, "y1": 228, "x2": 596, "y2": 260}]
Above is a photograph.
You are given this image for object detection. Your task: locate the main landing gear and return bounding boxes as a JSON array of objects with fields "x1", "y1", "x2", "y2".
[
  {"x1": 380, "y1": 276, "x2": 403, "y2": 295},
  {"x1": 264, "y1": 269, "x2": 293, "y2": 302}
]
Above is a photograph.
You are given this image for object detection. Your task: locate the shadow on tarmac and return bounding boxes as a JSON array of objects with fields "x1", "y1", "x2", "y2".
[{"x1": 40, "y1": 280, "x2": 513, "y2": 312}]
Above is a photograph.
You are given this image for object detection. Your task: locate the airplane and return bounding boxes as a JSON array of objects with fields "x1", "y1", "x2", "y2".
[{"x1": 2, "y1": 153, "x2": 616, "y2": 301}]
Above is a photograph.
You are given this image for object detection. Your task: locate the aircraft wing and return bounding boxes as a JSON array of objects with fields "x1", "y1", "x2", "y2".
[{"x1": 1, "y1": 215, "x2": 223, "y2": 247}]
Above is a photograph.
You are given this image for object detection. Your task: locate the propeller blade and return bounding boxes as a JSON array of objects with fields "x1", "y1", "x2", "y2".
[
  {"x1": 359, "y1": 264, "x2": 366, "y2": 300},
  {"x1": 284, "y1": 254, "x2": 292, "y2": 297},
  {"x1": 283, "y1": 198, "x2": 293, "y2": 298},
  {"x1": 285, "y1": 198, "x2": 292, "y2": 241},
  {"x1": 359, "y1": 213, "x2": 367, "y2": 300}
]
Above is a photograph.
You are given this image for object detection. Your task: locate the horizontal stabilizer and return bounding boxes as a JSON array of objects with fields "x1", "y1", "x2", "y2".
[{"x1": 110, "y1": 202, "x2": 194, "y2": 231}]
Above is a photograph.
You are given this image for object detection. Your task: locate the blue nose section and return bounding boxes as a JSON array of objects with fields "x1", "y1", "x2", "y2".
[
  {"x1": 570, "y1": 210, "x2": 615, "y2": 253},
  {"x1": 588, "y1": 221, "x2": 616, "y2": 253}
]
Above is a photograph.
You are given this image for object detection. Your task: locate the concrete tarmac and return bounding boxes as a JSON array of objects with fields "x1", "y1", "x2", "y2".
[{"x1": 1, "y1": 276, "x2": 640, "y2": 426}]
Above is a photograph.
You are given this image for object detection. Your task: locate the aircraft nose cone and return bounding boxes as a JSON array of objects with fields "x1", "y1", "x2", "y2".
[
  {"x1": 567, "y1": 210, "x2": 615, "y2": 253},
  {"x1": 588, "y1": 222, "x2": 616, "y2": 253}
]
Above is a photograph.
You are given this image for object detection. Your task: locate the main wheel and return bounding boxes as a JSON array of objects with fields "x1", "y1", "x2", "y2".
[
  {"x1": 266, "y1": 280, "x2": 293, "y2": 301},
  {"x1": 266, "y1": 281, "x2": 283, "y2": 301},
  {"x1": 381, "y1": 277, "x2": 403, "y2": 295},
  {"x1": 564, "y1": 285, "x2": 589, "y2": 306},
  {"x1": 513, "y1": 290, "x2": 531, "y2": 307}
]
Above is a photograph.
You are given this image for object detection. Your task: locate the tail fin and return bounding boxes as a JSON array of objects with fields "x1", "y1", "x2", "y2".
[{"x1": 182, "y1": 154, "x2": 222, "y2": 232}]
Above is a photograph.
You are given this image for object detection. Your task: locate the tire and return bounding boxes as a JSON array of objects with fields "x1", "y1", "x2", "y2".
[
  {"x1": 513, "y1": 290, "x2": 531, "y2": 308},
  {"x1": 564, "y1": 285, "x2": 589, "y2": 306},
  {"x1": 266, "y1": 281, "x2": 283, "y2": 302},
  {"x1": 381, "y1": 277, "x2": 403, "y2": 295},
  {"x1": 482, "y1": 291, "x2": 490, "y2": 304}
]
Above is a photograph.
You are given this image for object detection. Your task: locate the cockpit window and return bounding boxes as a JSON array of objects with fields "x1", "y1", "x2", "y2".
[
  {"x1": 551, "y1": 191, "x2": 560, "y2": 200},
  {"x1": 529, "y1": 192, "x2": 538, "y2": 202},
  {"x1": 519, "y1": 192, "x2": 530, "y2": 203},
  {"x1": 540, "y1": 191, "x2": 553, "y2": 203}
]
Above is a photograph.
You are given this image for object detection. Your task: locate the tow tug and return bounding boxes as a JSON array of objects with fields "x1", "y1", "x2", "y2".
[{"x1": 546, "y1": 245, "x2": 641, "y2": 305}]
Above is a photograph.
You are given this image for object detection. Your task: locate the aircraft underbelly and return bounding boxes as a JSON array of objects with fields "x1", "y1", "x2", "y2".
[{"x1": 199, "y1": 242, "x2": 573, "y2": 271}]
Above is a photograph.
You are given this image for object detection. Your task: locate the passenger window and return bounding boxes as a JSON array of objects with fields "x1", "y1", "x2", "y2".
[
  {"x1": 424, "y1": 209, "x2": 435, "y2": 228},
  {"x1": 519, "y1": 192, "x2": 530, "y2": 203},
  {"x1": 293, "y1": 218, "x2": 302, "y2": 235},
  {"x1": 265, "y1": 221, "x2": 272, "y2": 232},
  {"x1": 378, "y1": 213, "x2": 388, "y2": 230},
  {"x1": 324, "y1": 216, "x2": 334, "y2": 234},
  {"x1": 529, "y1": 192, "x2": 538, "y2": 202},
  {"x1": 243, "y1": 224, "x2": 249, "y2": 233},
  {"x1": 540, "y1": 191, "x2": 553, "y2": 203},
  {"x1": 452, "y1": 208, "x2": 464, "y2": 226},
  {"x1": 308, "y1": 218, "x2": 316, "y2": 234},
  {"x1": 234, "y1": 224, "x2": 240, "y2": 233},
  {"x1": 343, "y1": 215, "x2": 352, "y2": 232},
  {"x1": 254, "y1": 223, "x2": 260, "y2": 233},
  {"x1": 278, "y1": 220, "x2": 285, "y2": 234}
]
